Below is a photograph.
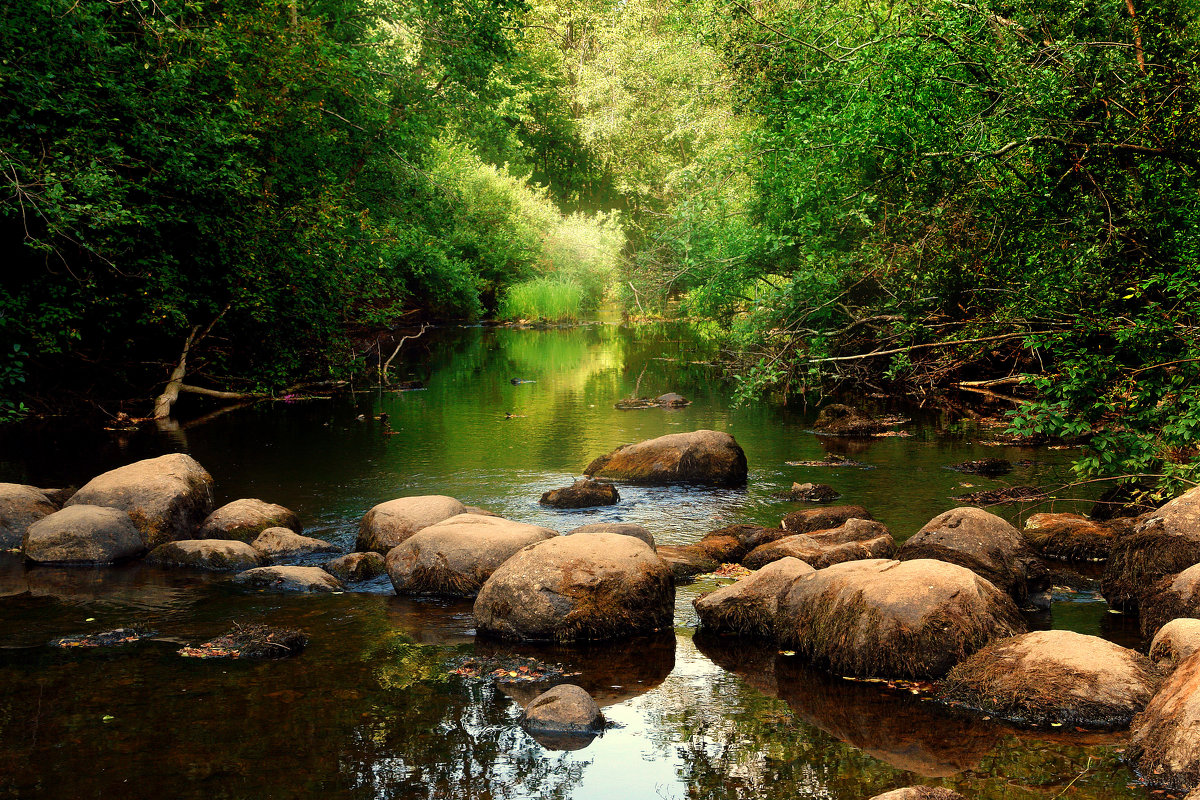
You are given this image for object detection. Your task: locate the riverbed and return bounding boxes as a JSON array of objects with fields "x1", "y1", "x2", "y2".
[{"x1": 0, "y1": 322, "x2": 1150, "y2": 799}]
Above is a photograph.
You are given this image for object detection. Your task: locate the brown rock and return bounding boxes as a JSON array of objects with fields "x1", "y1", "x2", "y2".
[
  {"x1": 1103, "y1": 486, "x2": 1200, "y2": 612},
  {"x1": 783, "y1": 482, "x2": 840, "y2": 502},
  {"x1": 250, "y1": 527, "x2": 339, "y2": 561},
  {"x1": 869, "y1": 789, "x2": 966, "y2": 800},
  {"x1": 23, "y1": 505, "x2": 146, "y2": 564},
  {"x1": 1022, "y1": 512, "x2": 1117, "y2": 561},
  {"x1": 781, "y1": 505, "x2": 873, "y2": 534},
  {"x1": 233, "y1": 565, "x2": 342, "y2": 592},
  {"x1": 567, "y1": 523, "x2": 655, "y2": 550},
  {"x1": 324, "y1": 552, "x2": 387, "y2": 582},
  {"x1": 694, "y1": 557, "x2": 815, "y2": 636},
  {"x1": 146, "y1": 539, "x2": 265, "y2": 571},
  {"x1": 1140, "y1": 565, "x2": 1200, "y2": 639},
  {"x1": 583, "y1": 429, "x2": 748, "y2": 486},
  {"x1": 355, "y1": 495, "x2": 466, "y2": 554},
  {"x1": 939, "y1": 629, "x2": 1160, "y2": 728},
  {"x1": 65, "y1": 454, "x2": 214, "y2": 549},
  {"x1": 692, "y1": 524, "x2": 787, "y2": 563},
  {"x1": 813, "y1": 404, "x2": 887, "y2": 436},
  {"x1": 474, "y1": 532, "x2": 674, "y2": 642},
  {"x1": 775, "y1": 558, "x2": 1026, "y2": 679},
  {"x1": 198, "y1": 498, "x2": 302, "y2": 542},
  {"x1": 0, "y1": 483, "x2": 58, "y2": 549},
  {"x1": 521, "y1": 684, "x2": 604, "y2": 735},
  {"x1": 743, "y1": 530, "x2": 895, "y2": 570},
  {"x1": 655, "y1": 545, "x2": 718, "y2": 581},
  {"x1": 539, "y1": 479, "x2": 619, "y2": 509},
  {"x1": 387, "y1": 514, "x2": 557, "y2": 597},
  {"x1": 1150, "y1": 619, "x2": 1200, "y2": 673},
  {"x1": 1129, "y1": 649, "x2": 1200, "y2": 791}
]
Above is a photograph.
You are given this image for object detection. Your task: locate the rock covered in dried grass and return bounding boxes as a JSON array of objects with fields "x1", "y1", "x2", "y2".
[
  {"x1": 1150, "y1": 619, "x2": 1200, "y2": 673},
  {"x1": 583, "y1": 429, "x2": 748, "y2": 486},
  {"x1": 539, "y1": 479, "x2": 619, "y2": 508},
  {"x1": 868, "y1": 789, "x2": 966, "y2": 800},
  {"x1": 1140, "y1": 565, "x2": 1200, "y2": 639},
  {"x1": 1021, "y1": 512, "x2": 1120, "y2": 561},
  {"x1": 65, "y1": 453, "x2": 214, "y2": 549},
  {"x1": 1103, "y1": 486, "x2": 1200, "y2": 612},
  {"x1": 474, "y1": 532, "x2": 674, "y2": 642},
  {"x1": 1129, "y1": 649, "x2": 1200, "y2": 792},
  {"x1": 387, "y1": 514, "x2": 557, "y2": 597},
  {"x1": 0, "y1": 484, "x2": 59, "y2": 549},
  {"x1": 938, "y1": 629, "x2": 1160, "y2": 728},
  {"x1": 198, "y1": 498, "x2": 302, "y2": 542},
  {"x1": 898, "y1": 507, "x2": 1049, "y2": 603},
  {"x1": 776, "y1": 558, "x2": 1026, "y2": 679},
  {"x1": 355, "y1": 495, "x2": 466, "y2": 554},
  {"x1": 781, "y1": 505, "x2": 873, "y2": 534},
  {"x1": 694, "y1": 557, "x2": 815, "y2": 636},
  {"x1": 147, "y1": 539, "x2": 265, "y2": 571},
  {"x1": 324, "y1": 552, "x2": 387, "y2": 582}
]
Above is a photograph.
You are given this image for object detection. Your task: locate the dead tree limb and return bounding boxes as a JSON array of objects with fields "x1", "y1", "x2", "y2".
[
  {"x1": 381, "y1": 324, "x2": 430, "y2": 384},
  {"x1": 152, "y1": 304, "x2": 231, "y2": 419}
]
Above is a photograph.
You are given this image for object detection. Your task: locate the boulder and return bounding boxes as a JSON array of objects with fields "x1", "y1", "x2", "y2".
[
  {"x1": 775, "y1": 558, "x2": 1026, "y2": 679},
  {"x1": 233, "y1": 565, "x2": 342, "y2": 592},
  {"x1": 521, "y1": 684, "x2": 604, "y2": 735},
  {"x1": 23, "y1": 505, "x2": 146, "y2": 564},
  {"x1": 869, "y1": 790, "x2": 966, "y2": 800},
  {"x1": 0, "y1": 483, "x2": 59, "y2": 549},
  {"x1": 743, "y1": 530, "x2": 896, "y2": 570},
  {"x1": 583, "y1": 429, "x2": 747, "y2": 486},
  {"x1": 1140, "y1": 565, "x2": 1200, "y2": 639},
  {"x1": 146, "y1": 539, "x2": 265, "y2": 571},
  {"x1": 198, "y1": 498, "x2": 302, "y2": 541},
  {"x1": 782, "y1": 482, "x2": 840, "y2": 503},
  {"x1": 387, "y1": 514, "x2": 557, "y2": 597},
  {"x1": 1103, "y1": 486, "x2": 1200, "y2": 612},
  {"x1": 1022, "y1": 512, "x2": 1118, "y2": 561},
  {"x1": 897, "y1": 507, "x2": 1049, "y2": 603},
  {"x1": 694, "y1": 557, "x2": 815, "y2": 637},
  {"x1": 938, "y1": 629, "x2": 1160, "y2": 728},
  {"x1": 1150, "y1": 619, "x2": 1200, "y2": 673},
  {"x1": 567, "y1": 523, "x2": 655, "y2": 550},
  {"x1": 324, "y1": 552, "x2": 387, "y2": 583},
  {"x1": 355, "y1": 495, "x2": 466, "y2": 554},
  {"x1": 539, "y1": 479, "x2": 619, "y2": 509},
  {"x1": 813, "y1": 404, "x2": 887, "y2": 436},
  {"x1": 654, "y1": 545, "x2": 718, "y2": 581},
  {"x1": 1129, "y1": 649, "x2": 1200, "y2": 791},
  {"x1": 250, "y1": 527, "x2": 339, "y2": 561},
  {"x1": 781, "y1": 505, "x2": 873, "y2": 534},
  {"x1": 474, "y1": 532, "x2": 674, "y2": 642},
  {"x1": 65, "y1": 453, "x2": 214, "y2": 549}
]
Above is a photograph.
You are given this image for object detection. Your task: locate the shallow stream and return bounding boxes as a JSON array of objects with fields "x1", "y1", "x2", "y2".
[{"x1": 0, "y1": 322, "x2": 1151, "y2": 799}]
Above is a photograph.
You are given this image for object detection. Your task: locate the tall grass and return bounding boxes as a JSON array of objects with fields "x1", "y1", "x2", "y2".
[{"x1": 498, "y1": 278, "x2": 584, "y2": 322}]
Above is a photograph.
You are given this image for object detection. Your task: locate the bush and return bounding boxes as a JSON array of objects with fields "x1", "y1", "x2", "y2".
[{"x1": 498, "y1": 278, "x2": 585, "y2": 322}]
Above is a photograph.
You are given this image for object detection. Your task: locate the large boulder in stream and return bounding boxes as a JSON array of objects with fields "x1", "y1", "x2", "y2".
[
  {"x1": 65, "y1": 454, "x2": 214, "y2": 549},
  {"x1": 1103, "y1": 486, "x2": 1200, "y2": 612},
  {"x1": 742, "y1": 519, "x2": 895, "y2": 570},
  {"x1": 23, "y1": 505, "x2": 147, "y2": 564},
  {"x1": 233, "y1": 565, "x2": 343, "y2": 592},
  {"x1": 1129, "y1": 649, "x2": 1200, "y2": 792},
  {"x1": 356, "y1": 495, "x2": 466, "y2": 554},
  {"x1": 474, "y1": 532, "x2": 674, "y2": 642},
  {"x1": 897, "y1": 507, "x2": 1049, "y2": 604},
  {"x1": 583, "y1": 429, "x2": 748, "y2": 486},
  {"x1": 250, "y1": 527, "x2": 339, "y2": 562},
  {"x1": 146, "y1": 539, "x2": 266, "y2": 571},
  {"x1": 1150, "y1": 619, "x2": 1200, "y2": 674},
  {"x1": 775, "y1": 558, "x2": 1026, "y2": 679},
  {"x1": 386, "y1": 514, "x2": 557, "y2": 597},
  {"x1": 694, "y1": 557, "x2": 815, "y2": 637},
  {"x1": 539, "y1": 479, "x2": 619, "y2": 509},
  {"x1": 0, "y1": 483, "x2": 59, "y2": 549},
  {"x1": 938, "y1": 630, "x2": 1161, "y2": 728},
  {"x1": 198, "y1": 498, "x2": 302, "y2": 542},
  {"x1": 520, "y1": 684, "x2": 605, "y2": 736},
  {"x1": 1021, "y1": 512, "x2": 1122, "y2": 561}
]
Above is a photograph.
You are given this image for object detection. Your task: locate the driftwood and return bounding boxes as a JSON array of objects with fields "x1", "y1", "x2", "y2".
[{"x1": 380, "y1": 323, "x2": 430, "y2": 385}]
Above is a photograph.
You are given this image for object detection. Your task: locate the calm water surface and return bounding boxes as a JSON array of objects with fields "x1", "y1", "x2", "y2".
[{"x1": 0, "y1": 323, "x2": 1150, "y2": 799}]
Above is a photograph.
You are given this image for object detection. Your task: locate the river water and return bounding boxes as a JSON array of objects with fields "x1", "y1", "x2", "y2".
[{"x1": 0, "y1": 322, "x2": 1150, "y2": 799}]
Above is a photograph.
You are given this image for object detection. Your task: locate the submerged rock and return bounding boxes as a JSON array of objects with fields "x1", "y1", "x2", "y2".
[
  {"x1": 694, "y1": 557, "x2": 815, "y2": 637},
  {"x1": 781, "y1": 505, "x2": 873, "y2": 534},
  {"x1": 324, "y1": 552, "x2": 387, "y2": 582},
  {"x1": 50, "y1": 627, "x2": 156, "y2": 649},
  {"x1": 250, "y1": 527, "x2": 340, "y2": 561},
  {"x1": 781, "y1": 482, "x2": 840, "y2": 503},
  {"x1": 387, "y1": 514, "x2": 557, "y2": 597},
  {"x1": 65, "y1": 453, "x2": 214, "y2": 549},
  {"x1": 521, "y1": 684, "x2": 604, "y2": 735},
  {"x1": 474, "y1": 532, "x2": 674, "y2": 642},
  {"x1": 24, "y1": 506, "x2": 146, "y2": 564},
  {"x1": 147, "y1": 539, "x2": 265, "y2": 571},
  {"x1": 233, "y1": 565, "x2": 342, "y2": 592},
  {"x1": 355, "y1": 495, "x2": 466, "y2": 554},
  {"x1": 938, "y1": 630, "x2": 1160, "y2": 728},
  {"x1": 775, "y1": 558, "x2": 1026, "y2": 679},
  {"x1": 583, "y1": 429, "x2": 748, "y2": 486},
  {"x1": 614, "y1": 392, "x2": 690, "y2": 410},
  {"x1": 178, "y1": 624, "x2": 308, "y2": 659},
  {"x1": 812, "y1": 404, "x2": 887, "y2": 436},
  {"x1": 1150, "y1": 619, "x2": 1200, "y2": 673},
  {"x1": 0, "y1": 483, "x2": 59, "y2": 549},
  {"x1": 566, "y1": 522, "x2": 655, "y2": 550},
  {"x1": 1129, "y1": 649, "x2": 1200, "y2": 791},
  {"x1": 539, "y1": 479, "x2": 619, "y2": 509},
  {"x1": 1103, "y1": 486, "x2": 1200, "y2": 612},
  {"x1": 198, "y1": 499, "x2": 302, "y2": 542},
  {"x1": 897, "y1": 507, "x2": 1049, "y2": 604},
  {"x1": 1022, "y1": 512, "x2": 1120, "y2": 561}
]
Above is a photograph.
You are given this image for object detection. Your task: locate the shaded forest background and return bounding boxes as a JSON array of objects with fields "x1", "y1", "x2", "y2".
[{"x1": 1, "y1": 0, "x2": 1197, "y2": 494}]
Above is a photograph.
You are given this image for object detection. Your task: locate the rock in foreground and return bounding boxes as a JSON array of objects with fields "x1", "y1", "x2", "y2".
[
  {"x1": 694, "y1": 557, "x2": 815, "y2": 637},
  {"x1": 24, "y1": 506, "x2": 146, "y2": 564},
  {"x1": 939, "y1": 630, "x2": 1160, "y2": 728},
  {"x1": 776, "y1": 558, "x2": 1026, "y2": 679},
  {"x1": 567, "y1": 522, "x2": 655, "y2": 550},
  {"x1": 583, "y1": 429, "x2": 747, "y2": 486},
  {"x1": 233, "y1": 565, "x2": 342, "y2": 592},
  {"x1": 474, "y1": 532, "x2": 673, "y2": 642},
  {"x1": 65, "y1": 453, "x2": 214, "y2": 549},
  {"x1": 1129, "y1": 649, "x2": 1200, "y2": 792},
  {"x1": 540, "y1": 479, "x2": 619, "y2": 509},
  {"x1": 0, "y1": 484, "x2": 59, "y2": 549},
  {"x1": 356, "y1": 495, "x2": 466, "y2": 554},
  {"x1": 146, "y1": 539, "x2": 265, "y2": 571},
  {"x1": 198, "y1": 498, "x2": 302, "y2": 541}
]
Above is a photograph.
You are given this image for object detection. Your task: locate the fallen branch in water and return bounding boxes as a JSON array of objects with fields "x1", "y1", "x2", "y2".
[{"x1": 381, "y1": 323, "x2": 430, "y2": 385}]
